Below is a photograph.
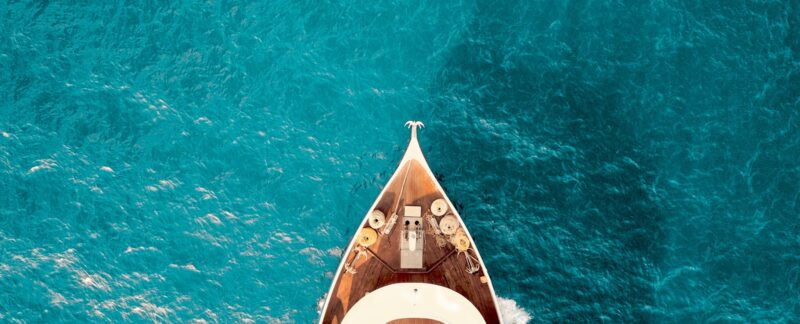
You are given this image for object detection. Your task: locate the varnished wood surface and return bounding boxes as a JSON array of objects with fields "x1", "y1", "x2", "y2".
[
  {"x1": 387, "y1": 319, "x2": 443, "y2": 324},
  {"x1": 321, "y1": 160, "x2": 500, "y2": 323}
]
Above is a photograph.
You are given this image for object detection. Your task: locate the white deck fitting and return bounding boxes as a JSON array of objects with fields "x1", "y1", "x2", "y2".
[
  {"x1": 341, "y1": 283, "x2": 486, "y2": 324},
  {"x1": 401, "y1": 213, "x2": 424, "y2": 268},
  {"x1": 405, "y1": 205, "x2": 422, "y2": 217}
]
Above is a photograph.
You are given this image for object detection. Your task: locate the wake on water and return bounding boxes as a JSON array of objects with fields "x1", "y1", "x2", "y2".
[
  {"x1": 317, "y1": 294, "x2": 532, "y2": 323},
  {"x1": 498, "y1": 297, "x2": 533, "y2": 324}
]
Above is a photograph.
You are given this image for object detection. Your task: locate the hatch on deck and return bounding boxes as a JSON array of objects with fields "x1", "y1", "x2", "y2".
[{"x1": 401, "y1": 206, "x2": 424, "y2": 269}]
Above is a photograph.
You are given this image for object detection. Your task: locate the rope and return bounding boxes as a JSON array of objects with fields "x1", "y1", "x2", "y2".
[{"x1": 382, "y1": 161, "x2": 412, "y2": 236}]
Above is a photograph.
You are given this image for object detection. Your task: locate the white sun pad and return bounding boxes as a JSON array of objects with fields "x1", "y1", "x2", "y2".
[{"x1": 342, "y1": 283, "x2": 485, "y2": 324}]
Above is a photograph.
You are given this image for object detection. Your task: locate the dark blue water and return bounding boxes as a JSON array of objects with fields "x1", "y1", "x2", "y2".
[{"x1": 2, "y1": 0, "x2": 799, "y2": 322}]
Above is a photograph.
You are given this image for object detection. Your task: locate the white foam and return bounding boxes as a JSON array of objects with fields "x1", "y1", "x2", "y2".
[
  {"x1": 49, "y1": 290, "x2": 67, "y2": 306},
  {"x1": 28, "y1": 159, "x2": 57, "y2": 174},
  {"x1": 274, "y1": 232, "x2": 293, "y2": 243},
  {"x1": 327, "y1": 247, "x2": 343, "y2": 257},
  {"x1": 182, "y1": 264, "x2": 199, "y2": 272},
  {"x1": 124, "y1": 246, "x2": 158, "y2": 254},
  {"x1": 497, "y1": 296, "x2": 532, "y2": 324},
  {"x1": 299, "y1": 247, "x2": 325, "y2": 265},
  {"x1": 169, "y1": 263, "x2": 200, "y2": 273},
  {"x1": 77, "y1": 272, "x2": 111, "y2": 291},
  {"x1": 158, "y1": 179, "x2": 177, "y2": 189},
  {"x1": 194, "y1": 116, "x2": 212, "y2": 125},
  {"x1": 195, "y1": 187, "x2": 217, "y2": 200},
  {"x1": 317, "y1": 293, "x2": 327, "y2": 314},
  {"x1": 129, "y1": 301, "x2": 171, "y2": 321},
  {"x1": 196, "y1": 213, "x2": 222, "y2": 226},
  {"x1": 221, "y1": 210, "x2": 238, "y2": 220}
]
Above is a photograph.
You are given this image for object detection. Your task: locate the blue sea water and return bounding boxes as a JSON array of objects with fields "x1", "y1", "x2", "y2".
[{"x1": 2, "y1": 0, "x2": 800, "y2": 322}]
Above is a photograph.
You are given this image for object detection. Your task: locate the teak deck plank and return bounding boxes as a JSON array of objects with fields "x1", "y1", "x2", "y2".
[{"x1": 320, "y1": 159, "x2": 500, "y2": 323}]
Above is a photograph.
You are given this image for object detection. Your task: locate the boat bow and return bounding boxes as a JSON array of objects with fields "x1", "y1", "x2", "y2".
[{"x1": 319, "y1": 121, "x2": 503, "y2": 323}]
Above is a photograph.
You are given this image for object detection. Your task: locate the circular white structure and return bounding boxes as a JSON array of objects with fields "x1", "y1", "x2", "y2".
[
  {"x1": 342, "y1": 283, "x2": 485, "y2": 324},
  {"x1": 369, "y1": 210, "x2": 386, "y2": 229},
  {"x1": 439, "y1": 215, "x2": 459, "y2": 235},
  {"x1": 431, "y1": 198, "x2": 448, "y2": 216}
]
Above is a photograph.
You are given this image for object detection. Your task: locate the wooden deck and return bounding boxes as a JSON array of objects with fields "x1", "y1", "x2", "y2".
[{"x1": 320, "y1": 151, "x2": 501, "y2": 323}]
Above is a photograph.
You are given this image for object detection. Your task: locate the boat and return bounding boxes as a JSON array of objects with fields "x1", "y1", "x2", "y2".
[{"x1": 318, "y1": 121, "x2": 502, "y2": 323}]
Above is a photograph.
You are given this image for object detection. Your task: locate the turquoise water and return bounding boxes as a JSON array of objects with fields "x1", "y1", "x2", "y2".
[{"x1": 3, "y1": 0, "x2": 800, "y2": 322}]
